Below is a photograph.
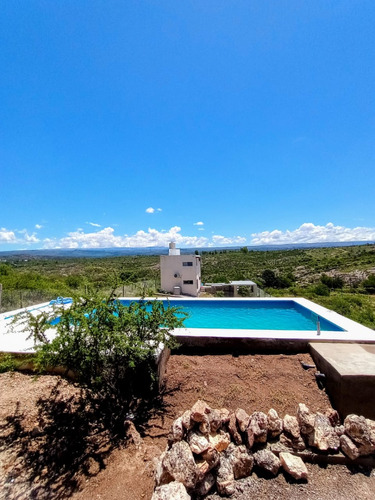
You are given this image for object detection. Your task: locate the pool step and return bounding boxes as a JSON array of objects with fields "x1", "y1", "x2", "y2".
[{"x1": 309, "y1": 342, "x2": 375, "y2": 419}]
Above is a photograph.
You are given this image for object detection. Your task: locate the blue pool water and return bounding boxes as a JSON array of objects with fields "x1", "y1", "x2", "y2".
[{"x1": 119, "y1": 299, "x2": 345, "y2": 332}]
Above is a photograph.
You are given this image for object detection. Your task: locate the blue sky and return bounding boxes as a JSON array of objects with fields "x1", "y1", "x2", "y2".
[{"x1": 1, "y1": 1, "x2": 374, "y2": 250}]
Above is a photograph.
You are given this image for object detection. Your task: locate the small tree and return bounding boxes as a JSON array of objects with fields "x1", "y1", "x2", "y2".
[
  {"x1": 314, "y1": 283, "x2": 330, "y2": 296},
  {"x1": 261, "y1": 269, "x2": 277, "y2": 287},
  {"x1": 261, "y1": 269, "x2": 292, "y2": 289},
  {"x1": 22, "y1": 292, "x2": 186, "y2": 408},
  {"x1": 320, "y1": 274, "x2": 344, "y2": 289},
  {"x1": 362, "y1": 274, "x2": 375, "y2": 294}
]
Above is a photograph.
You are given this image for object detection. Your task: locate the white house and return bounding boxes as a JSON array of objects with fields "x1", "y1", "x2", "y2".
[{"x1": 160, "y1": 242, "x2": 201, "y2": 296}]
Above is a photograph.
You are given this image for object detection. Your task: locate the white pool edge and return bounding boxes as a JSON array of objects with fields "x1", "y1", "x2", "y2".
[{"x1": 0, "y1": 296, "x2": 374, "y2": 354}]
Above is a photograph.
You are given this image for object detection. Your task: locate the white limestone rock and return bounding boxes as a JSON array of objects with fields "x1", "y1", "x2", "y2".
[
  {"x1": 169, "y1": 416, "x2": 184, "y2": 443},
  {"x1": 216, "y1": 454, "x2": 235, "y2": 496},
  {"x1": 267, "y1": 408, "x2": 283, "y2": 438},
  {"x1": 208, "y1": 408, "x2": 223, "y2": 433},
  {"x1": 235, "y1": 408, "x2": 250, "y2": 433},
  {"x1": 228, "y1": 412, "x2": 243, "y2": 445},
  {"x1": 279, "y1": 452, "x2": 308, "y2": 480},
  {"x1": 310, "y1": 413, "x2": 340, "y2": 451},
  {"x1": 344, "y1": 414, "x2": 374, "y2": 455},
  {"x1": 228, "y1": 444, "x2": 254, "y2": 480},
  {"x1": 181, "y1": 410, "x2": 194, "y2": 431},
  {"x1": 340, "y1": 434, "x2": 360, "y2": 461},
  {"x1": 160, "y1": 441, "x2": 197, "y2": 490},
  {"x1": 248, "y1": 411, "x2": 268, "y2": 443},
  {"x1": 297, "y1": 403, "x2": 315, "y2": 436},
  {"x1": 191, "y1": 400, "x2": 211, "y2": 423},
  {"x1": 254, "y1": 449, "x2": 281, "y2": 476},
  {"x1": 152, "y1": 481, "x2": 191, "y2": 500},
  {"x1": 208, "y1": 430, "x2": 231, "y2": 452},
  {"x1": 187, "y1": 430, "x2": 210, "y2": 455},
  {"x1": 283, "y1": 415, "x2": 301, "y2": 440}
]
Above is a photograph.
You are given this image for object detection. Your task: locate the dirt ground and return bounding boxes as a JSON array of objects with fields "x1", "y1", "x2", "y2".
[{"x1": 1, "y1": 353, "x2": 375, "y2": 499}]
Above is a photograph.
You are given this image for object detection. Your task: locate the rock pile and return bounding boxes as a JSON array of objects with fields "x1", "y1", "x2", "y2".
[{"x1": 152, "y1": 400, "x2": 375, "y2": 499}]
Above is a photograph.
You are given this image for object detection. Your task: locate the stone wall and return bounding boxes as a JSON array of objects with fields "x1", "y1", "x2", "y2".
[{"x1": 152, "y1": 399, "x2": 375, "y2": 499}]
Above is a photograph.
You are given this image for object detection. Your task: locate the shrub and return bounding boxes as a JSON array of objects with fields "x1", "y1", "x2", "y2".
[
  {"x1": 261, "y1": 270, "x2": 278, "y2": 288},
  {"x1": 320, "y1": 274, "x2": 344, "y2": 289},
  {"x1": 0, "y1": 353, "x2": 16, "y2": 373},
  {"x1": 22, "y1": 292, "x2": 186, "y2": 404},
  {"x1": 261, "y1": 270, "x2": 292, "y2": 289},
  {"x1": 65, "y1": 275, "x2": 82, "y2": 289},
  {"x1": 313, "y1": 283, "x2": 330, "y2": 296},
  {"x1": 362, "y1": 274, "x2": 375, "y2": 294}
]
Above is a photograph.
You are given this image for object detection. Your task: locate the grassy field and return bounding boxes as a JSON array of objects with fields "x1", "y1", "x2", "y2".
[{"x1": 0, "y1": 244, "x2": 374, "y2": 328}]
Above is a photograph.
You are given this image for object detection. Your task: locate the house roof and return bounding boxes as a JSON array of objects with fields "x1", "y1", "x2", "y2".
[{"x1": 229, "y1": 280, "x2": 256, "y2": 286}]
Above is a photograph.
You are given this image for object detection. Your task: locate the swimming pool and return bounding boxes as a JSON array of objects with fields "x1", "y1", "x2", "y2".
[
  {"x1": 119, "y1": 299, "x2": 344, "y2": 331},
  {"x1": 1, "y1": 297, "x2": 374, "y2": 354}
]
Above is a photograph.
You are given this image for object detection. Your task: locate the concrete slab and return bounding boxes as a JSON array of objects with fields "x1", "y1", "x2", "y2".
[{"x1": 310, "y1": 343, "x2": 375, "y2": 419}]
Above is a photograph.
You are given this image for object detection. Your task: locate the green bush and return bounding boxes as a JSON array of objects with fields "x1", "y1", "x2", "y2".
[
  {"x1": 362, "y1": 274, "x2": 375, "y2": 294},
  {"x1": 262, "y1": 270, "x2": 292, "y2": 289},
  {"x1": 313, "y1": 283, "x2": 330, "y2": 296},
  {"x1": 262, "y1": 270, "x2": 278, "y2": 287},
  {"x1": 65, "y1": 275, "x2": 82, "y2": 289},
  {"x1": 320, "y1": 274, "x2": 344, "y2": 289},
  {"x1": 316, "y1": 293, "x2": 375, "y2": 329},
  {"x1": 27, "y1": 293, "x2": 186, "y2": 403},
  {"x1": 0, "y1": 353, "x2": 16, "y2": 373}
]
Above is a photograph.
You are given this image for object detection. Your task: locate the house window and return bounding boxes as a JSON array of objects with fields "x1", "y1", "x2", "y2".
[
  {"x1": 183, "y1": 280, "x2": 194, "y2": 285},
  {"x1": 183, "y1": 262, "x2": 193, "y2": 267}
]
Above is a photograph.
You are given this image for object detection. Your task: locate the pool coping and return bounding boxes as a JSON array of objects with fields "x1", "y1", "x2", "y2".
[
  {"x1": 159, "y1": 297, "x2": 375, "y2": 344},
  {"x1": 0, "y1": 296, "x2": 374, "y2": 354}
]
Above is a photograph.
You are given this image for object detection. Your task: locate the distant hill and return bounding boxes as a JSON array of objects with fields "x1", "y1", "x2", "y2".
[{"x1": 0, "y1": 241, "x2": 374, "y2": 260}]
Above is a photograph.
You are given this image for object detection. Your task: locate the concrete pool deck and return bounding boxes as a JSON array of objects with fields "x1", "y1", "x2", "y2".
[
  {"x1": 310, "y1": 343, "x2": 375, "y2": 419},
  {"x1": 0, "y1": 297, "x2": 374, "y2": 354},
  {"x1": 170, "y1": 297, "x2": 375, "y2": 351}
]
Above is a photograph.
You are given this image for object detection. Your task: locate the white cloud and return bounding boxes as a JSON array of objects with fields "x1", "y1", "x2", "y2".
[
  {"x1": 251, "y1": 222, "x2": 375, "y2": 245},
  {"x1": 194, "y1": 221, "x2": 204, "y2": 226},
  {"x1": 18, "y1": 229, "x2": 40, "y2": 244},
  {"x1": 0, "y1": 228, "x2": 40, "y2": 245},
  {"x1": 4, "y1": 221, "x2": 373, "y2": 251},
  {"x1": 211, "y1": 235, "x2": 247, "y2": 246},
  {"x1": 24, "y1": 233, "x2": 39, "y2": 243},
  {"x1": 43, "y1": 226, "x2": 209, "y2": 249},
  {"x1": 146, "y1": 207, "x2": 162, "y2": 214},
  {"x1": 35, "y1": 224, "x2": 43, "y2": 230},
  {"x1": 0, "y1": 228, "x2": 17, "y2": 243},
  {"x1": 87, "y1": 222, "x2": 101, "y2": 227}
]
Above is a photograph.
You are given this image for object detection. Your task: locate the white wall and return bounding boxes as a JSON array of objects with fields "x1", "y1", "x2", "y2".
[{"x1": 160, "y1": 255, "x2": 201, "y2": 296}]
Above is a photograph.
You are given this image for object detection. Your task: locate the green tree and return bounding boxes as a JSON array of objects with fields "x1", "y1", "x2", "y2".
[
  {"x1": 320, "y1": 274, "x2": 344, "y2": 289},
  {"x1": 24, "y1": 292, "x2": 186, "y2": 406},
  {"x1": 314, "y1": 283, "x2": 330, "y2": 296},
  {"x1": 261, "y1": 269, "x2": 277, "y2": 287},
  {"x1": 362, "y1": 274, "x2": 375, "y2": 294}
]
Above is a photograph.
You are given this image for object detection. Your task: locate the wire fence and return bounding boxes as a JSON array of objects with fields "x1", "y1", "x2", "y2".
[
  {"x1": 0, "y1": 280, "x2": 267, "y2": 314},
  {"x1": 0, "y1": 289, "x2": 57, "y2": 314},
  {"x1": 0, "y1": 280, "x2": 160, "y2": 314}
]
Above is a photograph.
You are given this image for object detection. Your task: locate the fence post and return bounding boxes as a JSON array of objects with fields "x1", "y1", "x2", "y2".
[{"x1": 0, "y1": 283, "x2": 2, "y2": 311}]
